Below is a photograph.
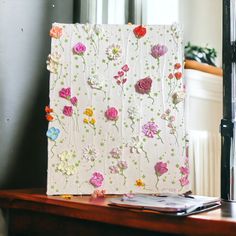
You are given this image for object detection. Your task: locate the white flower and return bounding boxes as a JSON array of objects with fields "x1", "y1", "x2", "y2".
[
  {"x1": 56, "y1": 151, "x2": 77, "y2": 176},
  {"x1": 106, "y1": 44, "x2": 122, "y2": 61},
  {"x1": 82, "y1": 23, "x2": 94, "y2": 38},
  {"x1": 82, "y1": 145, "x2": 98, "y2": 162},
  {"x1": 128, "y1": 136, "x2": 143, "y2": 154},
  {"x1": 93, "y1": 25, "x2": 104, "y2": 37},
  {"x1": 127, "y1": 106, "x2": 138, "y2": 120},
  {"x1": 110, "y1": 147, "x2": 122, "y2": 159},
  {"x1": 88, "y1": 75, "x2": 104, "y2": 90},
  {"x1": 46, "y1": 52, "x2": 61, "y2": 74},
  {"x1": 172, "y1": 91, "x2": 185, "y2": 105}
]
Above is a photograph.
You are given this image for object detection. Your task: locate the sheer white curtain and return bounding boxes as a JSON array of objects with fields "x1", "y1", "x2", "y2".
[{"x1": 189, "y1": 131, "x2": 221, "y2": 197}]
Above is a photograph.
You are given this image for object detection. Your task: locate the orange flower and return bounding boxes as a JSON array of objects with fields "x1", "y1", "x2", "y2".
[
  {"x1": 49, "y1": 26, "x2": 62, "y2": 39},
  {"x1": 46, "y1": 114, "x2": 54, "y2": 122},
  {"x1": 135, "y1": 179, "x2": 145, "y2": 187},
  {"x1": 174, "y1": 63, "x2": 181, "y2": 70},
  {"x1": 45, "y1": 106, "x2": 53, "y2": 113}
]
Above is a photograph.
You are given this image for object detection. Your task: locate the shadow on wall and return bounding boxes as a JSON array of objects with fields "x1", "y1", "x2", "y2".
[{"x1": 0, "y1": 0, "x2": 74, "y2": 189}]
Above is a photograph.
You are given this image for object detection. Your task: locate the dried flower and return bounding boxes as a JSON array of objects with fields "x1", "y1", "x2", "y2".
[
  {"x1": 90, "y1": 172, "x2": 104, "y2": 188},
  {"x1": 133, "y1": 25, "x2": 147, "y2": 38},
  {"x1": 63, "y1": 106, "x2": 73, "y2": 116},
  {"x1": 105, "y1": 107, "x2": 119, "y2": 121},
  {"x1": 73, "y1": 42, "x2": 86, "y2": 55},
  {"x1": 142, "y1": 121, "x2": 158, "y2": 138},
  {"x1": 135, "y1": 77, "x2": 152, "y2": 94},
  {"x1": 46, "y1": 127, "x2": 60, "y2": 141},
  {"x1": 106, "y1": 44, "x2": 122, "y2": 61},
  {"x1": 154, "y1": 162, "x2": 168, "y2": 176},
  {"x1": 49, "y1": 26, "x2": 62, "y2": 39}
]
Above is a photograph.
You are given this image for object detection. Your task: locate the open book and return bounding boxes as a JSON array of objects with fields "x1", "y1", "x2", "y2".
[{"x1": 109, "y1": 194, "x2": 221, "y2": 216}]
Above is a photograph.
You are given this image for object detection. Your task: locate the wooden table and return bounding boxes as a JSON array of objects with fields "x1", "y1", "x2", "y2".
[{"x1": 0, "y1": 189, "x2": 236, "y2": 236}]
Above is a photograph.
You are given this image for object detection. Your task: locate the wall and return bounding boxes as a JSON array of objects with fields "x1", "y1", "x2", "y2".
[
  {"x1": 0, "y1": 0, "x2": 74, "y2": 189},
  {"x1": 179, "y1": 0, "x2": 222, "y2": 67}
]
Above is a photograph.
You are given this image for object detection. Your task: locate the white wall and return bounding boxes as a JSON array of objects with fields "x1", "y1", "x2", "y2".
[{"x1": 179, "y1": 0, "x2": 222, "y2": 67}]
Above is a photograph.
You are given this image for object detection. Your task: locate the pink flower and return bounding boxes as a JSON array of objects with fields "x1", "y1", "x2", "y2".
[
  {"x1": 114, "y1": 75, "x2": 119, "y2": 79},
  {"x1": 117, "y1": 161, "x2": 128, "y2": 170},
  {"x1": 63, "y1": 106, "x2": 73, "y2": 116},
  {"x1": 118, "y1": 71, "x2": 124, "y2": 77},
  {"x1": 90, "y1": 172, "x2": 104, "y2": 188},
  {"x1": 165, "y1": 109, "x2": 171, "y2": 115},
  {"x1": 179, "y1": 175, "x2": 189, "y2": 186},
  {"x1": 109, "y1": 165, "x2": 119, "y2": 174},
  {"x1": 179, "y1": 166, "x2": 189, "y2": 175},
  {"x1": 151, "y1": 44, "x2": 168, "y2": 59},
  {"x1": 49, "y1": 26, "x2": 62, "y2": 39},
  {"x1": 121, "y1": 64, "x2": 129, "y2": 72},
  {"x1": 142, "y1": 121, "x2": 158, "y2": 138},
  {"x1": 154, "y1": 162, "x2": 168, "y2": 176},
  {"x1": 169, "y1": 116, "x2": 175, "y2": 122},
  {"x1": 105, "y1": 107, "x2": 119, "y2": 121},
  {"x1": 59, "y1": 87, "x2": 71, "y2": 99},
  {"x1": 73, "y1": 42, "x2": 86, "y2": 55},
  {"x1": 135, "y1": 77, "x2": 152, "y2": 94},
  {"x1": 70, "y1": 96, "x2": 78, "y2": 106}
]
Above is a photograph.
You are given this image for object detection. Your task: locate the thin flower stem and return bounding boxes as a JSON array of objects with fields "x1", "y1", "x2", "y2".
[
  {"x1": 59, "y1": 38, "x2": 64, "y2": 52},
  {"x1": 157, "y1": 134, "x2": 164, "y2": 144},
  {"x1": 140, "y1": 146, "x2": 149, "y2": 163},
  {"x1": 54, "y1": 113, "x2": 67, "y2": 133},
  {"x1": 113, "y1": 121, "x2": 119, "y2": 132},
  {"x1": 148, "y1": 93, "x2": 155, "y2": 105},
  {"x1": 50, "y1": 141, "x2": 57, "y2": 159},
  {"x1": 120, "y1": 171, "x2": 127, "y2": 185},
  {"x1": 155, "y1": 176, "x2": 159, "y2": 191},
  {"x1": 81, "y1": 56, "x2": 86, "y2": 72},
  {"x1": 130, "y1": 119, "x2": 135, "y2": 133}
]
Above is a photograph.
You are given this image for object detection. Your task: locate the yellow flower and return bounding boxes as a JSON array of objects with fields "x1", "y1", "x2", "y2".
[
  {"x1": 135, "y1": 179, "x2": 145, "y2": 187},
  {"x1": 83, "y1": 118, "x2": 89, "y2": 124},
  {"x1": 84, "y1": 108, "x2": 93, "y2": 117},
  {"x1": 90, "y1": 118, "x2": 96, "y2": 125}
]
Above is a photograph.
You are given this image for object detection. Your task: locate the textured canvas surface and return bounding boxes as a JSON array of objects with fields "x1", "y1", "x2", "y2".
[{"x1": 46, "y1": 23, "x2": 189, "y2": 195}]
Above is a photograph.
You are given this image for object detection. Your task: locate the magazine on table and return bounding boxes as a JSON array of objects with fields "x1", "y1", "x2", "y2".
[{"x1": 109, "y1": 193, "x2": 221, "y2": 216}]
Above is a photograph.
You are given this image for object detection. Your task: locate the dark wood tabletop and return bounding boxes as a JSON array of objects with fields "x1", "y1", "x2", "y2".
[{"x1": 0, "y1": 189, "x2": 236, "y2": 236}]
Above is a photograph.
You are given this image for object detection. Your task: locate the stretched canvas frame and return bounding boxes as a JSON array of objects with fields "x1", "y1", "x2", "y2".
[{"x1": 46, "y1": 23, "x2": 189, "y2": 195}]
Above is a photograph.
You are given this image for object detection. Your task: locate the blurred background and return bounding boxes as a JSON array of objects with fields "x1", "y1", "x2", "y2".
[{"x1": 0, "y1": 0, "x2": 222, "y2": 194}]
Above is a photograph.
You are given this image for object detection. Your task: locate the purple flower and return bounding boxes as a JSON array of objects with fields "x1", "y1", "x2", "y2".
[
  {"x1": 151, "y1": 44, "x2": 168, "y2": 59},
  {"x1": 109, "y1": 165, "x2": 119, "y2": 174},
  {"x1": 59, "y1": 87, "x2": 71, "y2": 99},
  {"x1": 142, "y1": 121, "x2": 158, "y2": 138},
  {"x1": 117, "y1": 161, "x2": 128, "y2": 170},
  {"x1": 70, "y1": 96, "x2": 78, "y2": 106},
  {"x1": 73, "y1": 42, "x2": 86, "y2": 55},
  {"x1": 154, "y1": 162, "x2": 168, "y2": 176},
  {"x1": 89, "y1": 172, "x2": 104, "y2": 188},
  {"x1": 63, "y1": 106, "x2": 73, "y2": 116}
]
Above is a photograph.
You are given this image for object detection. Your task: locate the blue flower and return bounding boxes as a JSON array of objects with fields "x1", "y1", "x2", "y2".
[{"x1": 46, "y1": 127, "x2": 60, "y2": 141}]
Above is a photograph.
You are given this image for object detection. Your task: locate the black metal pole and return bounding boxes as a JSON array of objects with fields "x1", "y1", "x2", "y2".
[{"x1": 221, "y1": 0, "x2": 234, "y2": 200}]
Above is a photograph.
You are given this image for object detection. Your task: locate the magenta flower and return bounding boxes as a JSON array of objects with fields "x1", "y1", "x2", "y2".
[
  {"x1": 90, "y1": 172, "x2": 104, "y2": 188},
  {"x1": 154, "y1": 162, "x2": 168, "y2": 176},
  {"x1": 73, "y1": 42, "x2": 86, "y2": 55},
  {"x1": 151, "y1": 44, "x2": 168, "y2": 59},
  {"x1": 142, "y1": 121, "x2": 158, "y2": 138},
  {"x1": 63, "y1": 106, "x2": 73, "y2": 116},
  {"x1": 59, "y1": 87, "x2": 71, "y2": 99},
  {"x1": 70, "y1": 96, "x2": 78, "y2": 106},
  {"x1": 179, "y1": 166, "x2": 189, "y2": 175},
  {"x1": 121, "y1": 64, "x2": 129, "y2": 72},
  {"x1": 179, "y1": 175, "x2": 189, "y2": 187},
  {"x1": 105, "y1": 107, "x2": 119, "y2": 121}
]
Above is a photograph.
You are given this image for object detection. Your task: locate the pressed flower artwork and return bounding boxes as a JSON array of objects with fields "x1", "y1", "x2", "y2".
[{"x1": 47, "y1": 23, "x2": 188, "y2": 195}]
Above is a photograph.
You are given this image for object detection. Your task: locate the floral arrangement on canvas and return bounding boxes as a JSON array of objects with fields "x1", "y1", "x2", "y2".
[{"x1": 46, "y1": 23, "x2": 189, "y2": 195}]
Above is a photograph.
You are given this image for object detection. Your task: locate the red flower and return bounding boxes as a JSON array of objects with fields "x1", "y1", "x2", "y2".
[
  {"x1": 174, "y1": 72, "x2": 182, "y2": 80},
  {"x1": 45, "y1": 106, "x2": 53, "y2": 113},
  {"x1": 135, "y1": 77, "x2": 152, "y2": 94},
  {"x1": 46, "y1": 114, "x2": 54, "y2": 122},
  {"x1": 174, "y1": 63, "x2": 181, "y2": 70},
  {"x1": 133, "y1": 25, "x2": 146, "y2": 38}
]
